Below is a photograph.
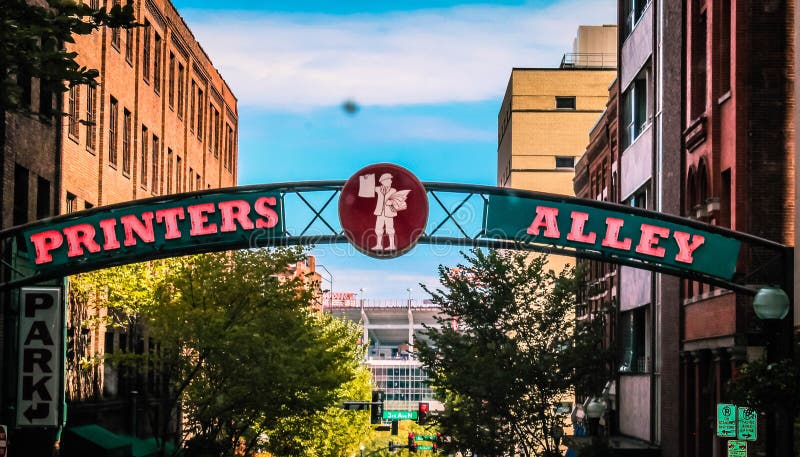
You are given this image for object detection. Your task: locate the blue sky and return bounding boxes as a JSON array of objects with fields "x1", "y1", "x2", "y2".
[{"x1": 173, "y1": 0, "x2": 615, "y2": 300}]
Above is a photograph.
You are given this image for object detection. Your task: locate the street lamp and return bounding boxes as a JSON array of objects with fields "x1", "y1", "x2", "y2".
[
  {"x1": 752, "y1": 286, "x2": 790, "y2": 319},
  {"x1": 406, "y1": 287, "x2": 413, "y2": 307},
  {"x1": 359, "y1": 287, "x2": 366, "y2": 308}
]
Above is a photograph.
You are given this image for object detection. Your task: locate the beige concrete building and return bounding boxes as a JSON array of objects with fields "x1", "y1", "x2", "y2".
[{"x1": 497, "y1": 26, "x2": 616, "y2": 273}]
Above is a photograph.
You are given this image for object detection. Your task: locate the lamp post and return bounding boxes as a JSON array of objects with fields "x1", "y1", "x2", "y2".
[
  {"x1": 317, "y1": 264, "x2": 333, "y2": 307},
  {"x1": 359, "y1": 287, "x2": 366, "y2": 308},
  {"x1": 406, "y1": 287, "x2": 413, "y2": 307},
  {"x1": 751, "y1": 286, "x2": 792, "y2": 457}
]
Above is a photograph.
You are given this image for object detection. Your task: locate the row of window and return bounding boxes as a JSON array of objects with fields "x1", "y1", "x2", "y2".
[{"x1": 108, "y1": 16, "x2": 235, "y2": 169}]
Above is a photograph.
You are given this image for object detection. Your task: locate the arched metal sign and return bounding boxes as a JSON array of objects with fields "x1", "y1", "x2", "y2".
[{"x1": 0, "y1": 167, "x2": 789, "y2": 293}]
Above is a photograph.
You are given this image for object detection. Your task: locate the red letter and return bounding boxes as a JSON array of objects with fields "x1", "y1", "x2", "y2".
[
  {"x1": 601, "y1": 217, "x2": 632, "y2": 250},
  {"x1": 673, "y1": 231, "x2": 705, "y2": 264},
  {"x1": 187, "y1": 203, "x2": 218, "y2": 236},
  {"x1": 254, "y1": 197, "x2": 279, "y2": 229},
  {"x1": 120, "y1": 212, "x2": 156, "y2": 246},
  {"x1": 98, "y1": 218, "x2": 121, "y2": 250},
  {"x1": 30, "y1": 230, "x2": 63, "y2": 264},
  {"x1": 566, "y1": 211, "x2": 596, "y2": 244},
  {"x1": 219, "y1": 200, "x2": 255, "y2": 232},
  {"x1": 635, "y1": 224, "x2": 670, "y2": 258},
  {"x1": 526, "y1": 206, "x2": 560, "y2": 239},
  {"x1": 155, "y1": 207, "x2": 186, "y2": 239},
  {"x1": 63, "y1": 224, "x2": 101, "y2": 257}
]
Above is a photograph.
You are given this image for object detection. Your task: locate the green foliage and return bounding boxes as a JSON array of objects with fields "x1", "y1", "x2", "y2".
[
  {"x1": 70, "y1": 249, "x2": 373, "y2": 457},
  {"x1": 728, "y1": 355, "x2": 800, "y2": 412},
  {"x1": 0, "y1": 0, "x2": 137, "y2": 118},
  {"x1": 416, "y1": 249, "x2": 611, "y2": 457}
]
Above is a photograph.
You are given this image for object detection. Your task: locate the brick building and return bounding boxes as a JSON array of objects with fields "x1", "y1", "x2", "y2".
[
  {"x1": 681, "y1": 1, "x2": 794, "y2": 456},
  {"x1": 1, "y1": 0, "x2": 238, "y2": 454}
]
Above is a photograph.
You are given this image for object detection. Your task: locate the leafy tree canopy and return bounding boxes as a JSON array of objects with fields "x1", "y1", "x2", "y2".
[
  {"x1": 71, "y1": 248, "x2": 372, "y2": 457},
  {"x1": 416, "y1": 249, "x2": 611, "y2": 457}
]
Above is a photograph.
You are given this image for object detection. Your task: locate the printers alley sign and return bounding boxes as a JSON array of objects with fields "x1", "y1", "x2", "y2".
[
  {"x1": 11, "y1": 167, "x2": 742, "y2": 286},
  {"x1": 486, "y1": 195, "x2": 741, "y2": 280}
]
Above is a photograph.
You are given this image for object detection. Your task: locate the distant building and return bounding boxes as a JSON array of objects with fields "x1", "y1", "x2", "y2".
[
  {"x1": 325, "y1": 298, "x2": 443, "y2": 413},
  {"x1": 497, "y1": 25, "x2": 616, "y2": 274}
]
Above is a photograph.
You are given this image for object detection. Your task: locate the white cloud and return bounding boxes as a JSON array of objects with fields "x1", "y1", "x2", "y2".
[{"x1": 182, "y1": 0, "x2": 615, "y2": 110}]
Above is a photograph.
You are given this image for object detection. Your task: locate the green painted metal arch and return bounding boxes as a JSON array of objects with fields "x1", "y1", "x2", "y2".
[{"x1": 0, "y1": 180, "x2": 789, "y2": 293}]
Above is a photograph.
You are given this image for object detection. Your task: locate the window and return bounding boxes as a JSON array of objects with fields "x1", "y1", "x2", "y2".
[
  {"x1": 619, "y1": 307, "x2": 648, "y2": 373},
  {"x1": 122, "y1": 108, "x2": 131, "y2": 175},
  {"x1": 209, "y1": 104, "x2": 215, "y2": 151},
  {"x1": 213, "y1": 108, "x2": 220, "y2": 157},
  {"x1": 189, "y1": 167, "x2": 194, "y2": 191},
  {"x1": 555, "y1": 96, "x2": 576, "y2": 110},
  {"x1": 168, "y1": 53, "x2": 175, "y2": 108},
  {"x1": 85, "y1": 201, "x2": 94, "y2": 210},
  {"x1": 153, "y1": 33, "x2": 162, "y2": 93},
  {"x1": 66, "y1": 193, "x2": 77, "y2": 214},
  {"x1": 125, "y1": 28, "x2": 133, "y2": 63},
  {"x1": 142, "y1": 21, "x2": 151, "y2": 82},
  {"x1": 197, "y1": 89, "x2": 204, "y2": 139},
  {"x1": 196, "y1": 173, "x2": 201, "y2": 191},
  {"x1": 555, "y1": 156, "x2": 575, "y2": 168},
  {"x1": 623, "y1": 0, "x2": 648, "y2": 38},
  {"x1": 190, "y1": 80, "x2": 196, "y2": 131},
  {"x1": 691, "y1": 9, "x2": 707, "y2": 118},
  {"x1": 68, "y1": 85, "x2": 79, "y2": 138},
  {"x1": 36, "y1": 176, "x2": 51, "y2": 220},
  {"x1": 18, "y1": 66, "x2": 32, "y2": 108},
  {"x1": 177, "y1": 63, "x2": 185, "y2": 118},
  {"x1": 111, "y1": 1, "x2": 121, "y2": 49},
  {"x1": 141, "y1": 126, "x2": 149, "y2": 186},
  {"x1": 86, "y1": 85, "x2": 97, "y2": 151},
  {"x1": 627, "y1": 185, "x2": 648, "y2": 209},
  {"x1": 166, "y1": 148, "x2": 173, "y2": 193},
  {"x1": 109, "y1": 97, "x2": 118, "y2": 167},
  {"x1": 176, "y1": 155, "x2": 183, "y2": 192},
  {"x1": 152, "y1": 137, "x2": 160, "y2": 194},
  {"x1": 13, "y1": 164, "x2": 29, "y2": 226},
  {"x1": 720, "y1": 1, "x2": 731, "y2": 94},
  {"x1": 622, "y1": 72, "x2": 648, "y2": 149}
]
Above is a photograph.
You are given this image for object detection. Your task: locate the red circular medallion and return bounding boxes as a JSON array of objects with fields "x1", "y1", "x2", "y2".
[{"x1": 339, "y1": 164, "x2": 428, "y2": 259}]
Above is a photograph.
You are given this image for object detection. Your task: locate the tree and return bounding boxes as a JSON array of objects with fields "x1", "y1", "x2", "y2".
[
  {"x1": 416, "y1": 249, "x2": 610, "y2": 457},
  {"x1": 71, "y1": 248, "x2": 371, "y2": 457},
  {"x1": 1, "y1": 0, "x2": 136, "y2": 117}
]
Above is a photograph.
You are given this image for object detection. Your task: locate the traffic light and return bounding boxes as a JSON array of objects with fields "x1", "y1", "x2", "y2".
[
  {"x1": 391, "y1": 420, "x2": 398, "y2": 435},
  {"x1": 371, "y1": 390, "x2": 385, "y2": 424},
  {"x1": 417, "y1": 402, "x2": 429, "y2": 424},
  {"x1": 432, "y1": 432, "x2": 442, "y2": 452},
  {"x1": 408, "y1": 433, "x2": 418, "y2": 453}
]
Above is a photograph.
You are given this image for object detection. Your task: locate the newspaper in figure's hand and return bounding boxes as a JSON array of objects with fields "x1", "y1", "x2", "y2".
[{"x1": 358, "y1": 174, "x2": 375, "y2": 197}]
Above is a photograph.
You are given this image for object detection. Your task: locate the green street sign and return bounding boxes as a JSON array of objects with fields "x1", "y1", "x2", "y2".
[
  {"x1": 415, "y1": 435, "x2": 437, "y2": 441},
  {"x1": 737, "y1": 407, "x2": 757, "y2": 441},
  {"x1": 382, "y1": 410, "x2": 417, "y2": 420},
  {"x1": 727, "y1": 440, "x2": 747, "y2": 457},
  {"x1": 417, "y1": 445, "x2": 434, "y2": 451},
  {"x1": 717, "y1": 403, "x2": 737, "y2": 438}
]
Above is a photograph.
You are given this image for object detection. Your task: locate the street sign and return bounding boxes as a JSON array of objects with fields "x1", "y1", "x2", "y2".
[
  {"x1": 383, "y1": 410, "x2": 418, "y2": 420},
  {"x1": 417, "y1": 445, "x2": 434, "y2": 451},
  {"x1": 415, "y1": 435, "x2": 438, "y2": 441},
  {"x1": 737, "y1": 406, "x2": 757, "y2": 441},
  {"x1": 717, "y1": 403, "x2": 737, "y2": 438},
  {"x1": 727, "y1": 440, "x2": 747, "y2": 457},
  {"x1": 17, "y1": 288, "x2": 63, "y2": 428}
]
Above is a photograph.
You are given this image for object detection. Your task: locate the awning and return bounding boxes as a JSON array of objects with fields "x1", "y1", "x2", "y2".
[{"x1": 62, "y1": 424, "x2": 132, "y2": 457}]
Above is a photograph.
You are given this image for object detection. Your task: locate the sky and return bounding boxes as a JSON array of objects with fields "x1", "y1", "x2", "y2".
[{"x1": 172, "y1": 0, "x2": 616, "y2": 300}]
